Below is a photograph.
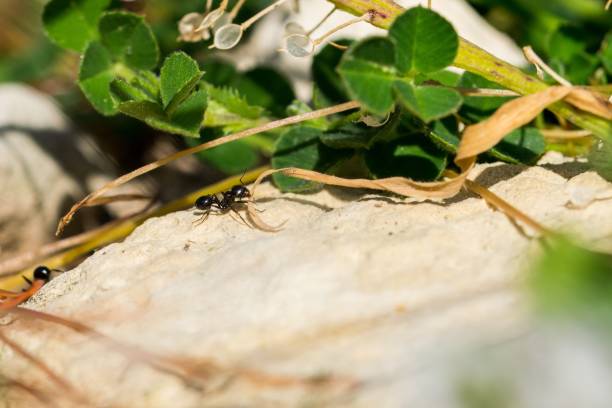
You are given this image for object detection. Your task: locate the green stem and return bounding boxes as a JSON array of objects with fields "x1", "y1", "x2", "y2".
[{"x1": 327, "y1": 0, "x2": 612, "y2": 141}]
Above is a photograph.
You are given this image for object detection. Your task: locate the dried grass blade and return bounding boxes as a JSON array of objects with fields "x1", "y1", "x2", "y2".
[
  {"x1": 463, "y1": 179, "x2": 549, "y2": 235},
  {"x1": 456, "y1": 86, "x2": 572, "y2": 162},
  {"x1": 248, "y1": 167, "x2": 471, "y2": 230},
  {"x1": 1, "y1": 374, "x2": 51, "y2": 405},
  {"x1": 9, "y1": 307, "x2": 201, "y2": 384},
  {"x1": 84, "y1": 193, "x2": 153, "y2": 207},
  {"x1": 565, "y1": 88, "x2": 612, "y2": 120},
  {"x1": 56, "y1": 101, "x2": 360, "y2": 236},
  {"x1": 9, "y1": 308, "x2": 352, "y2": 394},
  {"x1": 0, "y1": 330, "x2": 85, "y2": 403}
]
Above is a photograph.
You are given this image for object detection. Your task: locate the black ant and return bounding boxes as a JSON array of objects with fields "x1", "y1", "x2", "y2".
[
  {"x1": 0, "y1": 266, "x2": 53, "y2": 309},
  {"x1": 193, "y1": 175, "x2": 253, "y2": 227},
  {"x1": 22, "y1": 265, "x2": 52, "y2": 286}
]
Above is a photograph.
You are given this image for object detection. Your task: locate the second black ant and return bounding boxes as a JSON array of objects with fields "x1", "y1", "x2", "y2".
[{"x1": 193, "y1": 177, "x2": 253, "y2": 227}]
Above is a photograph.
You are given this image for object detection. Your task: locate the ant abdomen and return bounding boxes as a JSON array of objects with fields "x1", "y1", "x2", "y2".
[
  {"x1": 195, "y1": 195, "x2": 216, "y2": 210},
  {"x1": 33, "y1": 266, "x2": 52, "y2": 282},
  {"x1": 228, "y1": 185, "x2": 250, "y2": 199}
]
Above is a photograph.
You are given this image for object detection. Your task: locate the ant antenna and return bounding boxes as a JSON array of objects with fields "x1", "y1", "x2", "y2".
[{"x1": 239, "y1": 169, "x2": 248, "y2": 185}]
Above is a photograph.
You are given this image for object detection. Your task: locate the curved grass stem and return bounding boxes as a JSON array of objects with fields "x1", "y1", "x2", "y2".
[{"x1": 56, "y1": 101, "x2": 360, "y2": 235}]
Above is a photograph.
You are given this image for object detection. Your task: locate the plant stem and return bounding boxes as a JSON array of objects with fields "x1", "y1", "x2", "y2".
[{"x1": 326, "y1": 0, "x2": 612, "y2": 141}]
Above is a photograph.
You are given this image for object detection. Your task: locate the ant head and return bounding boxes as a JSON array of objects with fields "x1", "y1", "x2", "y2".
[
  {"x1": 33, "y1": 265, "x2": 51, "y2": 282},
  {"x1": 195, "y1": 195, "x2": 215, "y2": 210},
  {"x1": 230, "y1": 185, "x2": 250, "y2": 199}
]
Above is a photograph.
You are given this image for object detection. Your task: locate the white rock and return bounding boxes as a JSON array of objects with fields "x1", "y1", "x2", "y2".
[
  {"x1": 0, "y1": 84, "x2": 112, "y2": 258},
  {"x1": 3, "y1": 162, "x2": 612, "y2": 407}
]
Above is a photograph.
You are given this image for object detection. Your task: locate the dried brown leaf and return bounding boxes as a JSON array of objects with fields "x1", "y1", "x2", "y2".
[
  {"x1": 247, "y1": 167, "x2": 470, "y2": 231},
  {"x1": 463, "y1": 179, "x2": 549, "y2": 234},
  {"x1": 456, "y1": 86, "x2": 572, "y2": 162},
  {"x1": 565, "y1": 88, "x2": 612, "y2": 120}
]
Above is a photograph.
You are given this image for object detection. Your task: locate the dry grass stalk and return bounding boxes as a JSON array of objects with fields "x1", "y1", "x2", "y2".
[
  {"x1": 540, "y1": 129, "x2": 592, "y2": 140},
  {"x1": 0, "y1": 198, "x2": 157, "y2": 278},
  {"x1": 8, "y1": 307, "x2": 354, "y2": 396},
  {"x1": 456, "y1": 86, "x2": 573, "y2": 161},
  {"x1": 0, "y1": 330, "x2": 87, "y2": 405},
  {"x1": 523, "y1": 46, "x2": 572, "y2": 86},
  {"x1": 565, "y1": 88, "x2": 612, "y2": 120},
  {"x1": 1, "y1": 374, "x2": 51, "y2": 405},
  {"x1": 56, "y1": 101, "x2": 360, "y2": 235}
]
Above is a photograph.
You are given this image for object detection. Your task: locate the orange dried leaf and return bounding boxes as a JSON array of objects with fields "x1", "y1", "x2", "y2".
[
  {"x1": 565, "y1": 88, "x2": 612, "y2": 120},
  {"x1": 248, "y1": 167, "x2": 471, "y2": 231},
  {"x1": 456, "y1": 86, "x2": 572, "y2": 162}
]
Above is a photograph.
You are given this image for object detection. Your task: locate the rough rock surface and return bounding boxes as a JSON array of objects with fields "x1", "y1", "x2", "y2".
[{"x1": 3, "y1": 160, "x2": 612, "y2": 407}]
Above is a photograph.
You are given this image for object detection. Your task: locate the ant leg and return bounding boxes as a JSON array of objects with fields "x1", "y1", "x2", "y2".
[
  {"x1": 229, "y1": 206, "x2": 252, "y2": 228},
  {"x1": 192, "y1": 210, "x2": 210, "y2": 226},
  {"x1": 250, "y1": 204, "x2": 266, "y2": 213},
  {"x1": 235, "y1": 198, "x2": 265, "y2": 213}
]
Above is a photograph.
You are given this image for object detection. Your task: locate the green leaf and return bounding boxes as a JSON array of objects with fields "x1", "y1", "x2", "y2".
[
  {"x1": 418, "y1": 69, "x2": 462, "y2": 87},
  {"x1": 286, "y1": 100, "x2": 329, "y2": 130},
  {"x1": 395, "y1": 82, "x2": 463, "y2": 122},
  {"x1": 427, "y1": 118, "x2": 460, "y2": 153},
  {"x1": 312, "y1": 39, "x2": 353, "y2": 105},
  {"x1": 548, "y1": 26, "x2": 590, "y2": 63},
  {"x1": 600, "y1": 32, "x2": 612, "y2": 75},
  {"x1": 201, "y1": 61, "x2": 294, "y2": 117},
  {"x1": 488, "y1": 127, "x2": 546, "y2": 165},
  {"x1": 79, "y1": 41, "x2": 117, "y2": 115},
  {"x1": 320, "y1": 111, "x2": 400, "y2": 149},
  {"x1": 168, "y1": 89, "x2": 207, "y2": 136},
  {"x1": 589, "y1": 140, "x2": 612, "y2": 182},
  {"x1": 365, "y1": 135, "x2": 447, "y2": 181},
  {"x1": 459, "y1": 72, "x2": 514, "y2": 122},
  {"x1": 43, "y1": 0, "x2": 110, "y2": 51},
  {"x1": 389, "y1": 7, "x2": 458, "y2": 75},
  {"x1": 118, "y1": 89, "x2": 206, "y2": 137},
  {"x1": 234, "y1": 68, "x2": 295, "y2": 118},
  {"x1": 133, "y1": 70, "x2": 160, "y2": 99},
  {"x1": 320, "y1": 124, "x2": 381, "y2": 150},
  {"x1": 530, "y1": 237, "x2": 612, "y2": 323},
  {"x1": 271, "y1": 127, "x2": 348, "y2": 192},
  {"x1": 550, "y1": 53, "x2": 599, "y2": 85},
  {"x1": 201, "y1": 60, "x2": 239, "y2": 84},
  {"x1": 110, "y1": 78, "x2": 154, "y2": 102},
  {"x1": 206, "y1": 85, "x2": 264, "y2": 120},
  {"x1": 99, "y1": 11, "x2": 159, "y2": 70},
  {"x1": 338, "y1": 37, "x2": 397, "y2": 115},
  {"x1": 160, "y1": 52, "x2": 203, "y2": 112},
  {"x1": 192, "y1": 138, "x2": 259, "y2": 175}
]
